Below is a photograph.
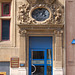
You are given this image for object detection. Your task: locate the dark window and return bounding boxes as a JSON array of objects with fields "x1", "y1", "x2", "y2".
[
  {"x1": 47, "y1": 66, "x2": 52, "y2": 75},
  {"x1": 32, "y1": 8, "x2": 50, "y2": 21},
  {"x1": 2, "y1": 3, "x2": 10, "y2": 16},
  {"x1": 2, "y1": 20, "x2": 10, "y2": 40},
  {"x1": 32, "y1": 66, "x2": 44, "y2": 75},
  {"x1": 32, "y1": 51, "x2": 44, "y2": 59}
]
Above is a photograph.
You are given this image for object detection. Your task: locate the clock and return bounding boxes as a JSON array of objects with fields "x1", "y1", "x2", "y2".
[{"x1": 32, "y1": 8, "x2": 50, "y2": 21}]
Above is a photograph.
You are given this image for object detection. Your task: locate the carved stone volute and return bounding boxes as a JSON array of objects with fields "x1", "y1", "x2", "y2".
[{"x1": 19, "y1": 30, "x2": 27, "y2": 36}]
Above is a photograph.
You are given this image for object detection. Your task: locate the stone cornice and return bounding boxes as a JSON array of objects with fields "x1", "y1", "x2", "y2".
[{"x1": 18, "y1": 24, "x2": 64, "y2": 30}]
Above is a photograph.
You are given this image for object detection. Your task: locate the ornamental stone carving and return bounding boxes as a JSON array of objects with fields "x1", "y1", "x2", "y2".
[
  {"x1": 19, "y1": 29, "x2": 27, "y2": 36},
  {"x1": 45, "y1": 0, "x2": 55, "y2": 4},
  {"x1": 18, "y1": 0, "x2": 64, "y2": 25},
  {"x1": 27, "y1": 0, "x2": 36, "y2": 4},
  {"x1": 27, "y1": 0, "x2": 55, "y2": 4}
]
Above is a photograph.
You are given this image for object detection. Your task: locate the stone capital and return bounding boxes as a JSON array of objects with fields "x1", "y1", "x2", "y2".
[{"x1": 19, "y1": 29, "x2": 27, "y2": 36}]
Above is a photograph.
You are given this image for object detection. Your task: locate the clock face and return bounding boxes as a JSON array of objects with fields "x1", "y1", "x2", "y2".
[{"x1": 32, "y1": 8, "x2": 50, "y2": 21}]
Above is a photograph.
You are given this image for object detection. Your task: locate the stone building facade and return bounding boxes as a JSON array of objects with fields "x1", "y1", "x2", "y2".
[
  {"x1": 0, "y1": 0, "x2": 67, "y2": 75},
  {"x1": 66, "y1": 0, "x2": 75, "y2": 75}
]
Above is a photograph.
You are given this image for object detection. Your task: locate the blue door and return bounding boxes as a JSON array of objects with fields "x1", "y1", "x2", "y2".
[{"x1": 29, "y1": 37, "x2": 53, "y2": 75}]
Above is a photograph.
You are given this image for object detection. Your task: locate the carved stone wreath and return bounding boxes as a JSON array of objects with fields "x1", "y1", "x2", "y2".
[{"x1": 18, "y1": 0, "x2": 64, "y2": 25}]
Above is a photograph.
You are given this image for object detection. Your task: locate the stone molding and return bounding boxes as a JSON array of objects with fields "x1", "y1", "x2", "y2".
[
  {"x1": 54, "y1": 30, "x2": 64, "y2": 34},
  {"x1": 18, "y1": 24, "x2": 64, "y2": 35}
]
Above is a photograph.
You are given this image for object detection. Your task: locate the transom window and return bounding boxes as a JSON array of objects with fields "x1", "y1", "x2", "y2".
[{"x1": 2, "y1": 3, "x2": 10, "y2": 16}]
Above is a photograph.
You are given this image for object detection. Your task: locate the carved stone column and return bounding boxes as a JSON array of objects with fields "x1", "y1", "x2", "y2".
[{"x1": 19, "y1": 30, "x2": 27, "y2": 64}]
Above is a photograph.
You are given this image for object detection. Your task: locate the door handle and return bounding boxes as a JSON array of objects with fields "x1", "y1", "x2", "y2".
[{"x1": 32, "y1": 64, "x2": 36, "y2": 74}]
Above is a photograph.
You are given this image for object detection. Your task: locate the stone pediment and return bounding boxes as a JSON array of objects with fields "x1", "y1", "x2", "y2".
[{"x1": 18, "y1": 0, "x2": 64, "y2": 25}]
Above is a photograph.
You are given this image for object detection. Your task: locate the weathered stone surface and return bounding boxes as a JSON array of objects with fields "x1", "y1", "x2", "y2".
[{"x1": 0, "y1": 0, "x2": 65, "y2": 75}]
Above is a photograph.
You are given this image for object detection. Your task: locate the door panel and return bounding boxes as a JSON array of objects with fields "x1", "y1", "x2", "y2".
[
  {"x1": 29, "y1": 37, "x2": 53, "y2": 75},
  {"x1": 29, "y1": 49, "x2": 52, "y2": 75},
  {"x1": 31, "y1": 50, "x2": 46, "y2": 75}
]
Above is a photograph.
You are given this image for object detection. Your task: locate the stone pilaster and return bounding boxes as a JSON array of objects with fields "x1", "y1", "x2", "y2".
[
  {"x1": 54, "y1": 30, "x2": 63, "y2": 67},
  {"x1": 53, "y1": 30, "x2": 63, "y2": 75},
  {"x1": 19, "y1": 30, "x2": 27, "y2": 64}
]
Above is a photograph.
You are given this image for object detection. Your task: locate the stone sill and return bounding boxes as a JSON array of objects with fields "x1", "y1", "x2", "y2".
[
  {"x1": 0, "y1": 41, "x2": 12, "y2": 47},
  {"x1": 0, "y1": 16, "x2": 11, "y2": 19}
]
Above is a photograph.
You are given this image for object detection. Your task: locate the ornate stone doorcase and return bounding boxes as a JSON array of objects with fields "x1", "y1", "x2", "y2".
[{"x1": 18, "y1": 0, "x2": 65, "y2": 75}]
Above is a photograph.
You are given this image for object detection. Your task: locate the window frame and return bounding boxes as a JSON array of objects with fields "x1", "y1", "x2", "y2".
[
  {"x1": 0, "y1": 72, "x2": 6, "y2": 75},
  {"x1": 1, "y1": 19, "x2": 10, "y2": 41},
  {"x1": 2, "y1": 2, "x2": 11, "y2": 16}
]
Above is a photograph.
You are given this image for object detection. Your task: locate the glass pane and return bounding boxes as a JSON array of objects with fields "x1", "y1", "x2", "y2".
[
  {"x1": 32, "y1": 66, "x2": 44, "y2": 75},
  {"x1": 47, "y1": 66, "x2": 51, "y2": 75},
  {"x1": 32, "y1": 51, "x2": 44, "y2": 59},
  {"x1": 2, "y1": 20, "x2": 10, "y2": 40},
  {"x1": 3, "y1": 3, "x2": 10, "y2": 15},
  {"x1": 32, "y1": 8, "x2": 50, "y2": 21},
  {"x1": 32, "y1": 60, "x2": 44, "y2": 64},
  {"x1": 47, "y1": 60, "x2": 51, "y2": 64},
  {"x1": 47, "y1": 49, "x2": 51, "y2": 59}
]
